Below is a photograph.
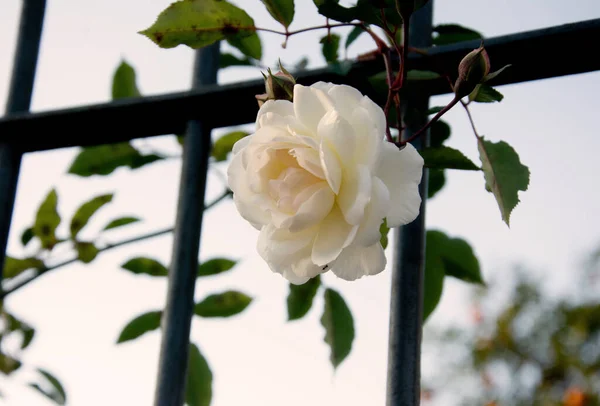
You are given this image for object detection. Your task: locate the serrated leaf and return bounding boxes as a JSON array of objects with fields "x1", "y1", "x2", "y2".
[
  {"x1": 469, "y1": 84, "x2": 504, "y2": 103},
  {"x1": 212, "y1": 131, "x2": 249, "y2": 161},
  {"x1": 379, "y1": 219, "x2": 390, "y2": 250},
  {"x1": 117, "y1": 310, "x2": 162, "y2": 343},
  {"x1": 478, "y1": 138, "x2": 530, "y2": 226},
  {"x1": 432, "y1": 24, "x2": 483, "y2": 46},
  {"x1": 226, "y1": 32, "x2": 262, "y2": 60},
  {"x1": 219, "y1": 52, "x2": 253, "y2": 68},
  {"x1": 427, "y1": 169, "x2": 445, "y2": 199},
  {"x1": 29, "y1": 369, "x2": 66, "y2": 405},
  {"x1": 68, "y1": 143, "x2": 163, "y2": 177},
  {"x1": 260, "y1": 0, "x2": 294, "y2": 28},
  {"x1": 33, "y1": 189, "x2": 61, "y2": 250},
  {"x1": 197, "y1": 258, "x2": 237, "y2": 277},
  {"x1": 320, "y1": 34, "x2": 340, "y2": 64},
  {"x1": 112, "y1": 61, "x2": 140, "y2": 100},
  {"x1": 406, "y1": 70, "x2": 440, "y2": 80},
  {"x1": 122, "y1": 257, "x2": 168, "y2": 277},
  {"x1": 287, "y1": 275, "x2": 320, "y2": 321},
  {"x1": 345, "y1": 25, "x2": 365, "y2": 50},
  {"x1": 139, "y1": 0, "x2": 258, "y2": 52},
  {"x1": 321, "y1": 288, "x2": 354, "y2": 368},
  {"x1": 21, "y1": 227, "x2": 34, "y2": 247},
  {"x1": 421, "y1": 146, "x2": 480, "y2": 170},
  {"x1": 194, "y1": 291, "x2": 252, "y2": 317},
  {"x1": 102, "y1": 216, "x2": 141, "y2": 231},
  {"x1": 185, "y1": 343, "x2": 213, "y2": 406},
  {"x1": 75, "y1": 242, "x2": 99, "y2": 263},
  {"x1": 3, "y1": 257, "x2": 44, "y2": 279},
  {"x1": 430, "y1": 120, "x2": 451, "y2": 148},
  {"x1": 70, "y1": 194, "x2": 113, "y2": 239}
]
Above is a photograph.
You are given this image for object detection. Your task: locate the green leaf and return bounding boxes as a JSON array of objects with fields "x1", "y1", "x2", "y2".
[
  {"x1": 116, "y1": 310, "x2": 162, "y2": 343},
  {"x1": 320, "y1": 34, "x2": 341, "y2": 64},
  {"x1": 139, "y1": 0, "x2": 259, "y2": 52},
  {"x1": 226, "y1": 32, "x2": 262, "y2": 60},
  {"x1": 432, "y1": 24, "x2": 483, "y2": 46},
  {"x1": 379, "y1": 219, "x2": 390, "y2": 250},
  {"x1": 441, "y1": 237, "x2": 483, "y2": 284},
  {"x1": 0, "y1": 353, "x2": 21, "y2": 374},
  {"x1": 427, "y1": 106, "x2": 445, "y2": 115},
  {"x1": 70, "y1": 194, "x2": 113, "y2": 239},
  {"x1": 212, "y1": 131, "x2": 249, "y2": 161},
  {"x1": 33, "y1": 189, "x2": 61, "y2": 250},
  {"x1": 122, "y1": 257, "x2": 168, "y2": 277},
  {"x1": 423, "y1": 231, "x2": 447, "y2": 322},
  {"x1": 314, "y1": 0, "x2": 401, "y2": 28},
  {"x1": 197, "y1": 258, "x2": 237, "y2": 277},
  {"x1": 75, "y1": 242, "x2": 99, "y2": 263},
  {"x1": 68, "y1": 143, "x2": 163, "y2": 177},
  {"x1": 427, "y1": 169, "x2": 445, "y2": 199},
  {"x1": 330, "y1": 60, "x2": 353, "y2": 76},
  {"x1": 112, "y1": 61, "x2": 141, "y2": 100},
  {"x1": 477, "y1": 138, "x2": 530, "y2": 226},
  {"x1": 21, "y1": 325, "x2": 35, "y2": 349},
  {"x1": 185, "y1": 343, "x2": 213, "y2": 406},
  {"x1": 287, "y1": 275, "x2": 321, "y2": 321},
  {"x1": 313, "y1": 0, "x2": 357, "y2": 23},
  {"x1": 3, "y1": 257, "x2": 44, "y2": 279},
  {"x1": 102, "y1": 216, "x2": 141, "y2": 231},
  {"x1": 345, "y1": 25, "x2": 365, "y2": 50},
  {"x1": 321, "y1": 288, "x2": 354, "y2": 368},
  {"x1": 21, "y1": 227, "x2": 34, "y2": 247},
  {"x1": 469, "y1": 84, "x2": 504, "y2": 103},
  {"x1": 421, "y1": 146, "x2": 480, "y2": 171},
  {"x1": 260, "y1": 0, "x2": 295, "y2": 28},
  {"x1": 219, "y1": 52, "x2": 253, "y2": 68},
  {"x1": 194, "y1": 291, "x2": 252, "y2": 318},
  {"x1": 483, "y1": 64, "x2": 512, "y2": 83},
  {"x1": 430, "y1": 120, "x2": 451, "y2": 148},
  {"x1": 406, "y1": 70, "x2": 440, "y2": 80},
  {"x1": 2, "y1": 313, "x2": 36, "y2": 349},
  {"x1": 29, "y1": 369, "x2": 66, "y2": 405}
]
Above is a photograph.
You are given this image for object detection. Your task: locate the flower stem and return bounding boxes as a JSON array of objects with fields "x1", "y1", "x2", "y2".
[{"x1": 400, "y1": 96, "x2": 460, "y2": 145}]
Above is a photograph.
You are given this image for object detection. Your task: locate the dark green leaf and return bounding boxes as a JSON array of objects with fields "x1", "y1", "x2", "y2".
[
  {"x1": 139, "y1": 0, "x2": 258, "y2": 51},
  {"x1": 430, "y1": 120, "x2": 451, "y2": 148},
  {"x1": 478, "y1": 138, "x2": 530, "y2": 226},
  {"x1": 70, "y1": 194, "x2": 113, "y2": 239},
  {"x1": 313, "y1": 0, "x2": 357, "y2": 23},
  {"x1": 441, "y1": 237, "x2": 483, "y2": 284},
  {"x1": 102, "y1": 216, "x2": 141, "y2": 231},
  {"x1": 122, "y1": 257, "x2": 168, "y2": 277},
  {"x1": 33, "y1": 189, "x2": 61, "y2": 250},
  {"x1": 1, "y1": 313, "x2": 36, "y2": 349},
  {"x1": 197, "y1": 258, "x2": 237, "y2": 277},
  {"x1": 29, "y1": 369, "x2": 66, "y2": 405},
  {"x1": 321, "y1": 288, "x2": 354, "y2": 368},
  {"x1": 427, "y1": 169, "x2": 446, "y2": 199},
  {"x1": 421, "y1": 146, "x2": 480, "y2": 171},
  {"x1": 330, "y1": 60, "x2": 353, "y2": 76},
  {"x1": 287, "y1": 275, "x2": 321, "y2": 321},
  {"x1": 219, "y1": 52, "x2": 253, "y2": 68},
  {"x1": 320, "y1": 34, "x2": 341, "y2": 63},
  {"x1": 75, "y1": 242, "x2": 99, "y2": 263},
  {"x1": 112, "y1": 61, "x2": 141, "y2": 100},
  {"x1": 21, "y1": 325, "x2": 35, "y2": 349},
  {"x1": 0, "y1": 353, "x2": 21, "y2": 374},
  {"x1": 68, "y1": 143, "x2": 163, "y2": 177},
  {"x1": 194, "y1": 291, "x2": 252, "y2": 318},
  {"x1": 4, "y1": 257, "x2": 44, "y2": 279},
  {"x1": 406, "y1": 70, "x2": 440, "y2": 80},
  {"x1": 345, "y1": 25, "x2": 365, "y2": 50},
  {"x1": 260, "y1": 0, "x2": 295, "y2": 28},
  {"x1": 469, "y1": 84, "x2": 504, "y2": 103},
  {"x1": 423, "y1": 231, "x2": 447, "y2": 322},
  {"x1": 212, "y1": 131, "x2": 249, "y2": 161},
  {"x1": 314, "y1": 0, "x2": 401, "y2": 28},
  {"x1": 185, "y1": 343, "x2": 213, "y2": 406},
  {"x1": 427, "y1": 106, "x2": 445, "y2": 115},
  {"x1": 226, "y1": 32, "x2": 262, "y2": 60},
  {"x1": 116, "y1": 310, "x2": 162, "y2": 343},
  {"x1": 379, "y1": 219, "x2": 390, "y2": 249},
  {"x1": 432, "y1": 24, "x2": 483, "y2": 46},
  {"x1": 21, "y1": 227, "x2": 34, "y2": 247}
]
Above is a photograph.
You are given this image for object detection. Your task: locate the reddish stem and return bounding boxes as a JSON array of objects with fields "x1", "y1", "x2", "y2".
[{"x1": 400, "y1": 96, "x2": 460, "y2": 145}]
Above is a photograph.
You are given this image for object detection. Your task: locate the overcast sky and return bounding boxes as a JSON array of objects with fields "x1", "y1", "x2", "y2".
[{"x1": 1, "y1": 1, "x2": 600, "y2": 405}]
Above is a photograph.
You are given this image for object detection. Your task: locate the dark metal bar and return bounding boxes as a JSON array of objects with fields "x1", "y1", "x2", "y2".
[
  {"x1": 386, "y1": 3, "x2": 433, "y2": 406},
  {"x1": 2, "y1": 18, "x2": 600, "y2": 152},
  {"x1": 153, "y1": 43, "x2": 219, "y2": 406},
  {"x1": 0, "y1": 0, "x2": 46, "y2": 284}
]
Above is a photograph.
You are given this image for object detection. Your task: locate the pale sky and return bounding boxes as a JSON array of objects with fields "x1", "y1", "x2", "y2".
[{"x1": 1, "y1": 1, "x2": 600, "y2": 405}]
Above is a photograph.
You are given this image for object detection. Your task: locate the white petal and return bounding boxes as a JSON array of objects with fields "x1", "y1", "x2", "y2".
[
  {"x1": 256, "y1": 100, "x2": 294, "y2": 129},
  {"x1": 290, "y1": 147, "x2": 325, "y2": 179},
  {"x1": 290, "y1": 256, "x2": 325, "y2": 279},
  {"x1": 377, "y1": 142, "x2": 424, "y2": 227},
  {"x1": 257, "y1": 224, "x2": 315, "y2": 269},
  {"x1": 337, "y1": 164, "x2": 372, "y2": 225},
  {"x1": 282, "y1": 269, "x2": 311, "y2": 285},
  {"x1": 293, "y1": 85, "x2": 335, "y2": 135},
  {"x1": 320, "y1": 139, "x2": 342, "y2": 195},
  {"x1": 310, "y1": 81, "x2": 335, "y2": 94},
  {"x1": 349, "y1": 106, "x2": 382, "y2": 168},
  {"x1": 270, "y1": 184, "x2": 334, "y2": 232},
  {"x1": 332, "y1": 243, "x2": 387, "y2": 281},
  {"x1": 231, "y1": 134, "x2": 252, "y2": 155},
  {"x1": 360, "y1": 95, "x2": 387, "y2": 136},
  {"x1": 227, "y1": 152, "x2": 270, "y2": 228},
  {"x1": 317, "y1": 110, "x2": 356, "y2": 166},
  {"x1": 311, "y1": 205, "x2": 358, "y2": 266},
  {"x1": 326, "y1": 84, "x2": 363, "y2": 121},
  {"x1": 354, "y1": 177, "x2": 390, "y2": 246}
]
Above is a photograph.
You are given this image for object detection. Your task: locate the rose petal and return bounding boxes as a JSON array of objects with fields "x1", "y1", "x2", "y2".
[
  {"x1": 293, "y1": 85, "x2": 335, "y2": 135},
  {"x1": 320, "y1": 139, "x2": 342, "y2": 195},
  {"x1": 349, "y1": 106, "x2": 382, "y2": 168},
  {"x1": 326, "y1": 84, "x2": 363, "y2": 121},
  {"x1": 311, "y1": 205, "x2": 358, "y2": 266},
  {"x1": 331, "y1": 243, "x2": 387, "y2": 281},
  {"x1": 377, "y1": 142, "x2": 424, "y2": 227},
  {"x1": 290, "y1": 147, "x2": 325, "y2": 179},
  {"x1": 360, "y1": 95, "x2": 387, "y2": 136},
  {"x1": 337, "y1": 164, "x2": 372, "y2": 225},
  {"x1": 256, "y1": 100, "x2": 294, "y2": 129},
  {"x1": 227, "y1": 152, "x2": 270, "y2": 228},
  {"x1": 282, "y1": 269, "x2": 311, "y2": 285},
  {"x1": 317, "y1": 110, "x2": 356, "y2": 166},
  {"x1": 258, "y1": 224, "x2": 316, "y2": 269},
  {"x1": 354, "y1": 176, "x2": 390, "y2": 246},
  {"x1": 290, "y1": 255, "x2": 325, "y2": 279},
  {"x1": 270, "y1": 183, "x2": 334, "y2": 232}
]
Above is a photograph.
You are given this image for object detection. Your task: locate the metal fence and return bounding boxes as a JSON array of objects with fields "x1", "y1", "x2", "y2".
[{"x1": 2, "y1": 1, "x2": 600, "y2": 405}]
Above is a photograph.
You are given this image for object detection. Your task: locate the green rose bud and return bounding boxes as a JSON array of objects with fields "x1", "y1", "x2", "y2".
[{"x1": 454, "y1": 44, "x2": 491, "y2": 98}]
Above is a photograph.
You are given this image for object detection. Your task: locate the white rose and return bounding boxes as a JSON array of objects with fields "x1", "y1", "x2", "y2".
[{"x1": 227, "y1": 82, "x2": 424, "y2": 284}]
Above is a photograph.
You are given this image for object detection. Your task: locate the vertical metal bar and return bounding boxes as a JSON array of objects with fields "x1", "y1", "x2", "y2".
[
  {"x1": 153, "y1": 42, "x2": 219, "y2": 406},
  {"x1": 0, "y1": 0, "x2": 46, "y2": 285},
  {"x1": 386, "y1": 2, "x2": 434, "y2": 406}
]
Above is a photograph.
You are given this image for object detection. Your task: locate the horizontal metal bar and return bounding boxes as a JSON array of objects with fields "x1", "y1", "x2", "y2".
[{"x1": 1, "y1": 18, "x2": 599, "y2": 152}]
